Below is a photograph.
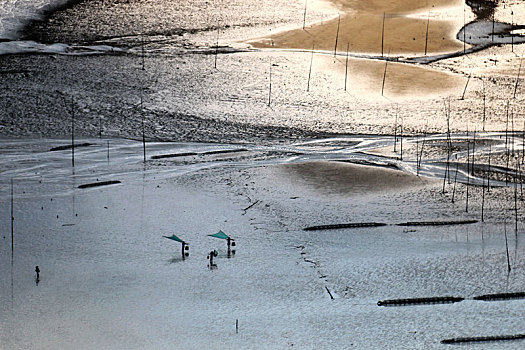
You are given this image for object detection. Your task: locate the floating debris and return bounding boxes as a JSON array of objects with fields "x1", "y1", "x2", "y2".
[
  {"x1": 441, "y1": 334, "x2": 525, "y2": 344},
  {"x1": 304, "y1": 223, "x2": 387, "y2": 231},
  {"x1": 396, "y1": 220, "x2": 477, "y2": 227},
  {"x1": 473, "y1": 292, "x2": 525, "y2": 301},
  {"x1": 377, "y1": 296, "x2": 464, "y2": 306},
  {"x1": 78, "y1": 180, "x2": 121, "y2": 189}
]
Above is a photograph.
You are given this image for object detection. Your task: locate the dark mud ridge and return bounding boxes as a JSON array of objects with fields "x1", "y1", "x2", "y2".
[
  {"x1": 377, "y1": 296, "x2": 464, "y2": 307},
  {"x1": 78, "y1": 180, "x2": 121, "y2": 189}
]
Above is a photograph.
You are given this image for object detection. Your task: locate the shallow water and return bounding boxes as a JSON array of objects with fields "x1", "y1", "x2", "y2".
[{"x1": 1, "y1": 137, "x2": 525, "y2": 349}]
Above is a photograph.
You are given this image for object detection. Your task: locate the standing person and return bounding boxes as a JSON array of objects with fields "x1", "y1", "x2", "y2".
[{"x1": 35, "y1": 266, "x2": 40, "y2": 282}]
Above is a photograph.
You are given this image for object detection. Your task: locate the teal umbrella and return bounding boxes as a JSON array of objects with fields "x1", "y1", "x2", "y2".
[
  {"x1": 208, "y1": 230, "x2": 229, "y2": 240},
  {"x1": 163, "y1": 234, "x2": 184, "y2": 243}
]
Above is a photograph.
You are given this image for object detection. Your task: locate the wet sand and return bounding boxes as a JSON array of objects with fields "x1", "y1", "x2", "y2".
[
  {"x1": 279, "y1": 160, "x2": 435, "y2": 196},
  {"x1": 251, "y1": 0, "x2": 466, "y2": 56}
]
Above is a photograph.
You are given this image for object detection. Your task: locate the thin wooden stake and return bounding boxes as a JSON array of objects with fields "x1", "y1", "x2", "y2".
[
  {"x1": 381, "y1": 55, "x2": 388, "y2": 96},
  {"x1": 71, "y1": 97, "x2": 75, "y2": 167},
  {"x1": 466, "y1": 142, "x2": 470, "y2": 212},
  {"x1": 141, "y1": 34, "x2": 145, "y2": 71},
  {"x1": 303, "y1": 0, "x2": 308, "y2": 30},
  {"x1": 463, "y1": 3, "x2": 466, "y2": 54},
  {"x1": 344, "y1": 42, "x2": 349, "y2": 91},
  {"x1": 381, "y1": 12, "x2": 386, "y2": 57},
  {"x1": 334, "y1": 14, "x2": 340, "y2": 57},
  {"x1": 393, "y1": 108, "x2": 398, "y2": 152},
  {"x1": 307, "y1": 44, "x2": 314, "y2": 92},
  {"x1": 482, "y1": 79, "x2": 486, "y2": 131},
  {"x1": 513, "y1": 58, "x2": 522, "y2": 99},
  {"x1": 481, "y1": 175, "x2": 485, "y2": 222},
  {"x1": 424, "y1": 11, "x2": 430, "y2": 55},
  {"x1": 141, "y1": 92, "x2": 146, "y2": 163},
  {"x1": 488, "y1": 144, "x2": 491, "y2": 192},
  {"x1": 452, "y1": 160, "x2": 459, "y2": 203},
  {"x1": 400, "y1": 118, "x2": 403, "y2": 160},
  {"x1": 506, "y1": 101, "x2": 510, "y2": 185},
  {"x1": 504, "y1": 219, "x2": 512, "y2": 273},
  {"x1": 461, "y1": 69, "x2": 472, "y2": 100},
  {"x1": 11, "y1": 178, "x2": 14, "y2": 258},
  {"x1": 268, "y1": 58, "x2": 272, "y2": 106},
  {"x1": 214, "y1": 23, "x2": 219, "y2": 69}
]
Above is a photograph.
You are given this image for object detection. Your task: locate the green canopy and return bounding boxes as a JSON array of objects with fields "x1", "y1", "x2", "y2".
[
  {"x1": 163, "y1": 234, "x2": 184, "y2": 243},
  {"x1": 208, "y1": 230, "x2": 229, "y2": 240}
]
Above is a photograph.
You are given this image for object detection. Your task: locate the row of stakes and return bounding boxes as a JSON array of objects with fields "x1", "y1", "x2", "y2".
[{"x1": 163, "y1": 230, "x2": 236, "y2": 269}]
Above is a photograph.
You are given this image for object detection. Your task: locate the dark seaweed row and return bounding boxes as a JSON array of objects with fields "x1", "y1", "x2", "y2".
[
  {"x1": 441, "y1": 334, "x2": 525, "y2": 344},
  {"x1": 377, "y1": 296, "x2": 464, "y2": 307},
  {"x1": 78, "y1": 180, "x2": 121, "y2": 189},
  {"x1": 473, "y1": 292, "x2": 525, "y2": 301},
  {"x1": 396, "y1": 220, "x2": 478, "y2": 226},
  {"x1": 49, "y1": 143, "x2": 92, "y2": 151},
  {"x1": 151, "y1": 148, "x2": 248, "y2": 160},
  {"x1": 304, "y1": 223, "x2": 387, "y2": 231}
]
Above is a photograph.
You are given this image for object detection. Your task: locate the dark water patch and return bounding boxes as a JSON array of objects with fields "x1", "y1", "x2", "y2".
[
  {"x1": 466, "y1": 0, "x2": 498, "y2": 21},
  {"x1": 377, "y1": 296, "x2": 464, "y2": 307},
  {"x1": 78, "y1": 180, "x2": 121, "y2": 189},
  {"x1": 49, "y1": 143, "x2": 92, "y2": 151},
  {"x1": 304, "y1": 223, "x2": 387, "y2": 231},
  {"x1": 441, "y1": 334, "x2": 525, "y2": 344}
]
